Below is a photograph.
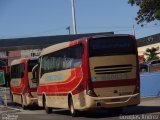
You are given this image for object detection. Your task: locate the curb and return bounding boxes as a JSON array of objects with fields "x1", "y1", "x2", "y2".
[{"x1": 0, "y1": 105, "x2": 22, "y2": 114}]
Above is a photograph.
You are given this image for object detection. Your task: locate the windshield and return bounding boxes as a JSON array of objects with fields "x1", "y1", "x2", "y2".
[{"x1": 89, "y1": 36, "x2": 136, "y2": 57}]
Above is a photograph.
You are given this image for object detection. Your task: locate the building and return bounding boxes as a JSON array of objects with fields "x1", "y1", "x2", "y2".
[
  {"x1": 1, "y1": 32, "x2": 159, "y2": 65},
  {"x1": 0, "y1": 32, "x2": 113, "y2": 66},
  {"x1": 137, "y1": 33, "x2": 160, "y2": 63}
]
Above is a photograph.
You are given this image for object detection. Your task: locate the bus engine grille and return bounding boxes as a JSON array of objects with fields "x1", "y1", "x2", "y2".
[{"x1": 94, "y1": 64, "x2": 133, "y2": 74}]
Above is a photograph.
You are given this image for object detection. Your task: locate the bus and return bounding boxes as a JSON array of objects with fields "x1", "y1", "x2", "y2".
[
  {"x1": 37, "y1": 34, "x2": 140, "y2": 116},
  {"x1": 10, "y1": 58, "x2": 38, "y2": 109}
]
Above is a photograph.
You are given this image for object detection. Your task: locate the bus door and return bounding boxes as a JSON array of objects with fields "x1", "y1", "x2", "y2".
[{"x1": 28, "y1": 60, "x2": 38, "y2": 98}]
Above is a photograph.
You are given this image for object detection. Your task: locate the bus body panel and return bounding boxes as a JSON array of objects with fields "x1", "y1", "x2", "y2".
[
  {"x1": 38, "y1": 66, "x2": 84, "y2": 108},
  {"x1": 89, "y1": 55, "x2": 137, "y2": 97},
  {"x1": 12, "y1": 94, "x2": 22, "y2": 104},
  {"x1": 72, "y1": 91, "x2": 140, "y2": 110},
  {"x1": 84, "y1": 93, "x2": 140, "y2": 109}
]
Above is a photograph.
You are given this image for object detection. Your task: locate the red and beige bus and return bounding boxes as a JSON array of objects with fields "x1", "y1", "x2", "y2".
[
  {"x1": 37, "y1": 34, "x2": 140, "y2": 116},
  {"x1": 10, "y1": 58, "x2": 38, "y2": 109}
]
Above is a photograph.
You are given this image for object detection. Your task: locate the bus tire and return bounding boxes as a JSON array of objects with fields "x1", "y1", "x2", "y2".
[
  {"x1": 43, "y1": 96, "x2": 52, "y2": 114},
  {"x1": 69, "y1": 97, "x2": 77, "y2": 117},
  {"x1": 21, "y1": 96, "x2": 27, "y2": 110}
]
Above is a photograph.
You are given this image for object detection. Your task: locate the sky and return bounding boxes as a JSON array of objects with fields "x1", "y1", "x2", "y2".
[{"x1": 0, "y1": 0, "x2": 159, "y2": 39}]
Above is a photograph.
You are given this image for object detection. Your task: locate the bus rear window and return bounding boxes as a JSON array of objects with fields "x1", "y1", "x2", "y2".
[
  {"x1": 89, "y1": 36, "x2": 136, "y2": 57},
  {"x1": 28, "y1": 60, "x2": 38, "y2": 72}
]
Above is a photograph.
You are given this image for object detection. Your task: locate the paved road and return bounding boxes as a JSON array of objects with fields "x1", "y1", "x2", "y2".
[{"x1": 1, "y1": 97, "x2": 160, "y2": 120}]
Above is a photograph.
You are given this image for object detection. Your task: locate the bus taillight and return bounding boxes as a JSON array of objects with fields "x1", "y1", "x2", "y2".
[
  {"x1": 134, "y1": 79, "x2": 140, "y2": 93},
  {"x1": 86, "y1": 80, "x2": 97, "y2": 97},
  {"x1": 87, "y1": 90, "x2": 96, "y2": 96}
]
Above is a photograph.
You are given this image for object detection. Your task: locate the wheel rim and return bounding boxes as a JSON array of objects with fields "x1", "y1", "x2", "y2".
[
  {"x1": 12, "y1": 94, "x2": 14, "y2": 102},
  {"x1": 70, "y1": 99, "x2": 74, "y2": 114},
  {"x1": 45, "y1": 100, "x2": 47, "y2": 110},
  {"x1": 71, "y1": 103, "x2": 74, "y2": 114},
  {"x1": 21, "y1": 96, "x2": 25, "y2": 108}
]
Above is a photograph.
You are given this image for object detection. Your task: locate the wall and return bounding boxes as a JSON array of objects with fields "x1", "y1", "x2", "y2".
[
  {"x1": 8, "y1": 51, "x2": 21, "y2": 66},
  {"x1": 7, "y1": 49, "x2": 42, "y2": 66},
  {"x1": 21, "y1": 49, "x2": 41, "y2": 58},
  {"x1": 140, "y1": 72, "x2": 160, "y2": 97}
]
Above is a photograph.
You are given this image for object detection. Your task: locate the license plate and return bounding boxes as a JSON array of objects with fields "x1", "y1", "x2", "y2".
[{"x1": 101, "y1": 73, "x2": 128, "y2": 80}]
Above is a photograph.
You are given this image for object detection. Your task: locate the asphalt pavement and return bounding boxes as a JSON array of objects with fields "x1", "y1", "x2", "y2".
[{"x1": 1, "y1": 97, "x2": 160, "y2": 120}]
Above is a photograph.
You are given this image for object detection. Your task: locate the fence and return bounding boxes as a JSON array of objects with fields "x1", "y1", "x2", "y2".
[
  {"x1": 140, "y1": 72, "x2": 160, "y2": 97},
  {"x1": 0, "y1": 87, "x2": 12, "y2": 106}
]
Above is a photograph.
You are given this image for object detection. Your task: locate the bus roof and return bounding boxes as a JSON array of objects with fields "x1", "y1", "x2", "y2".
[
  {"x1": 11, "y1": 58, "x2": 37, "y2": 66},
  {"x1": 40, "y1": 41, "x2": 70, "y2": 56},
  {"x1": 40, "y1": 34, "x2": 134, "y2": 57},
  {"x1": 11, "y1": 58, "x2": 29, "y2": 66},
  {"x1": 91, "y1": 34, "x2": 131, "y2": 39}
]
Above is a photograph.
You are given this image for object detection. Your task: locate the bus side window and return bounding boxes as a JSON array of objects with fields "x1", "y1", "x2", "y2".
[
  {"x1": 11, "y1": 64, "x2": 24, "y2": 79},
  {"x1": 67, "y1": 45, "x2": 83, "y2": 68},
  {"x1": 40, "y1": 44, "x2": 83, "y2": 75},
  {"x1": 20, "y1": 72, "x2": 24, "y2": 78},
  {"x1": 32, "y1": 64, "x2": 39, "y2": 83},
  {"x1": 20, "y1": 64, "x2": 25, "y2": 78}
]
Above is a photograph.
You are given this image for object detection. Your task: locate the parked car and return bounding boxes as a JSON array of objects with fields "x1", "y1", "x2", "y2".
[{"x1": 140, "y1": 59, "x2": 160, "y2": 72}]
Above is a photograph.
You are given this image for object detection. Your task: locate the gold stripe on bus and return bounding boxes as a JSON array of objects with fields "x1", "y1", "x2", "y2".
[{"x1": 40, "y1": 69, "x2": 72, "y2": 84}]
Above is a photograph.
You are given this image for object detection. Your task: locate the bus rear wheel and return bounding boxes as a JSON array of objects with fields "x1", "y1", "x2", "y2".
[
  {"x1": 69, "y1": 97, "x2": 77, "y2": 117},
  {"x1": 43, "y1": 97, "x2": 52, "y2": 114}
]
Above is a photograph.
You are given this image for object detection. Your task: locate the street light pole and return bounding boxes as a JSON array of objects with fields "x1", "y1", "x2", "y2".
[
  {"x1": 66, "y1": 26, "x2": 71, "y2": 35},
  {"x1": 71, "y1": 0, "x2": 77, "y2": 34},
  {"x1": 133, "y1": 24, "x2": 136, "y2": 36}
]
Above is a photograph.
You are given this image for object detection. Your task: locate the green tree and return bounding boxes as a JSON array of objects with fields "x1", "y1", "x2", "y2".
[
  {"x1": 144, "y1": 47, "x2": 160, "y2": 61},
  {"x1": 128, "y1": 0, "x2": 160, "y2": 26}
]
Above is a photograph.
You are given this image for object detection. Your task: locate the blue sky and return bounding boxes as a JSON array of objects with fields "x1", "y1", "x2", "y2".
[{"x1": 0, "y1": 0, "x2": 159, "y2": 39}]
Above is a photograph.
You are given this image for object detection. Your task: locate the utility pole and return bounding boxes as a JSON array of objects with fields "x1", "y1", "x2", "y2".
[
  {"x1": 71, "y1": 0, "x2": 77, "y2": 34},
  {"x1": 133, "y1": 24, "x2": 136, "y2": 36},
  {"x1": 66, "y1": 26, "x2": 71, "y2": 35}
]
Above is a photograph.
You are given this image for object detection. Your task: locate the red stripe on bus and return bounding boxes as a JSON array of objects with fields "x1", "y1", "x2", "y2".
[
  {"x1": 12, "y1": 92, "x2": 21, "y2": 95},
  {"x1": 37, "y1": 93, "x2": 68, "y2": 96},
  {"x1": 30, "y1": 88, "x2": 37, "y2": 92}
]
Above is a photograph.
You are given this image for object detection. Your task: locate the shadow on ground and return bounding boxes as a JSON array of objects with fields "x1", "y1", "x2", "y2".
[
  {"x1": 51, "y1": 106, "x2": 160, "y2": 118},
  {"x1": 9, "y1": 104, "x2": 43, "y2": 111},
  {"x1": 123, "y1": 106, "x2": 160, "y2": 115}
]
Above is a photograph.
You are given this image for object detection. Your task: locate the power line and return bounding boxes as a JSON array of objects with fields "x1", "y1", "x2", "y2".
[{"x1": 0, "y1": 24, "x2": 159, "y2": 39}]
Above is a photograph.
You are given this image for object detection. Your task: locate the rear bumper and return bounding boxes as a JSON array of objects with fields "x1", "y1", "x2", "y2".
[{"x1": 83, "y1": 93, "x2": 140, "y2": 110}]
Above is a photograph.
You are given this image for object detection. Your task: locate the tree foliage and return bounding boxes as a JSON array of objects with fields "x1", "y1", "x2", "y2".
[
  {"x1": 128, "y1": 0, "x2": 160, "y2": 26},
  {"x1": 144, "y1": 47, "x2": 160, "y2": 61}
]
